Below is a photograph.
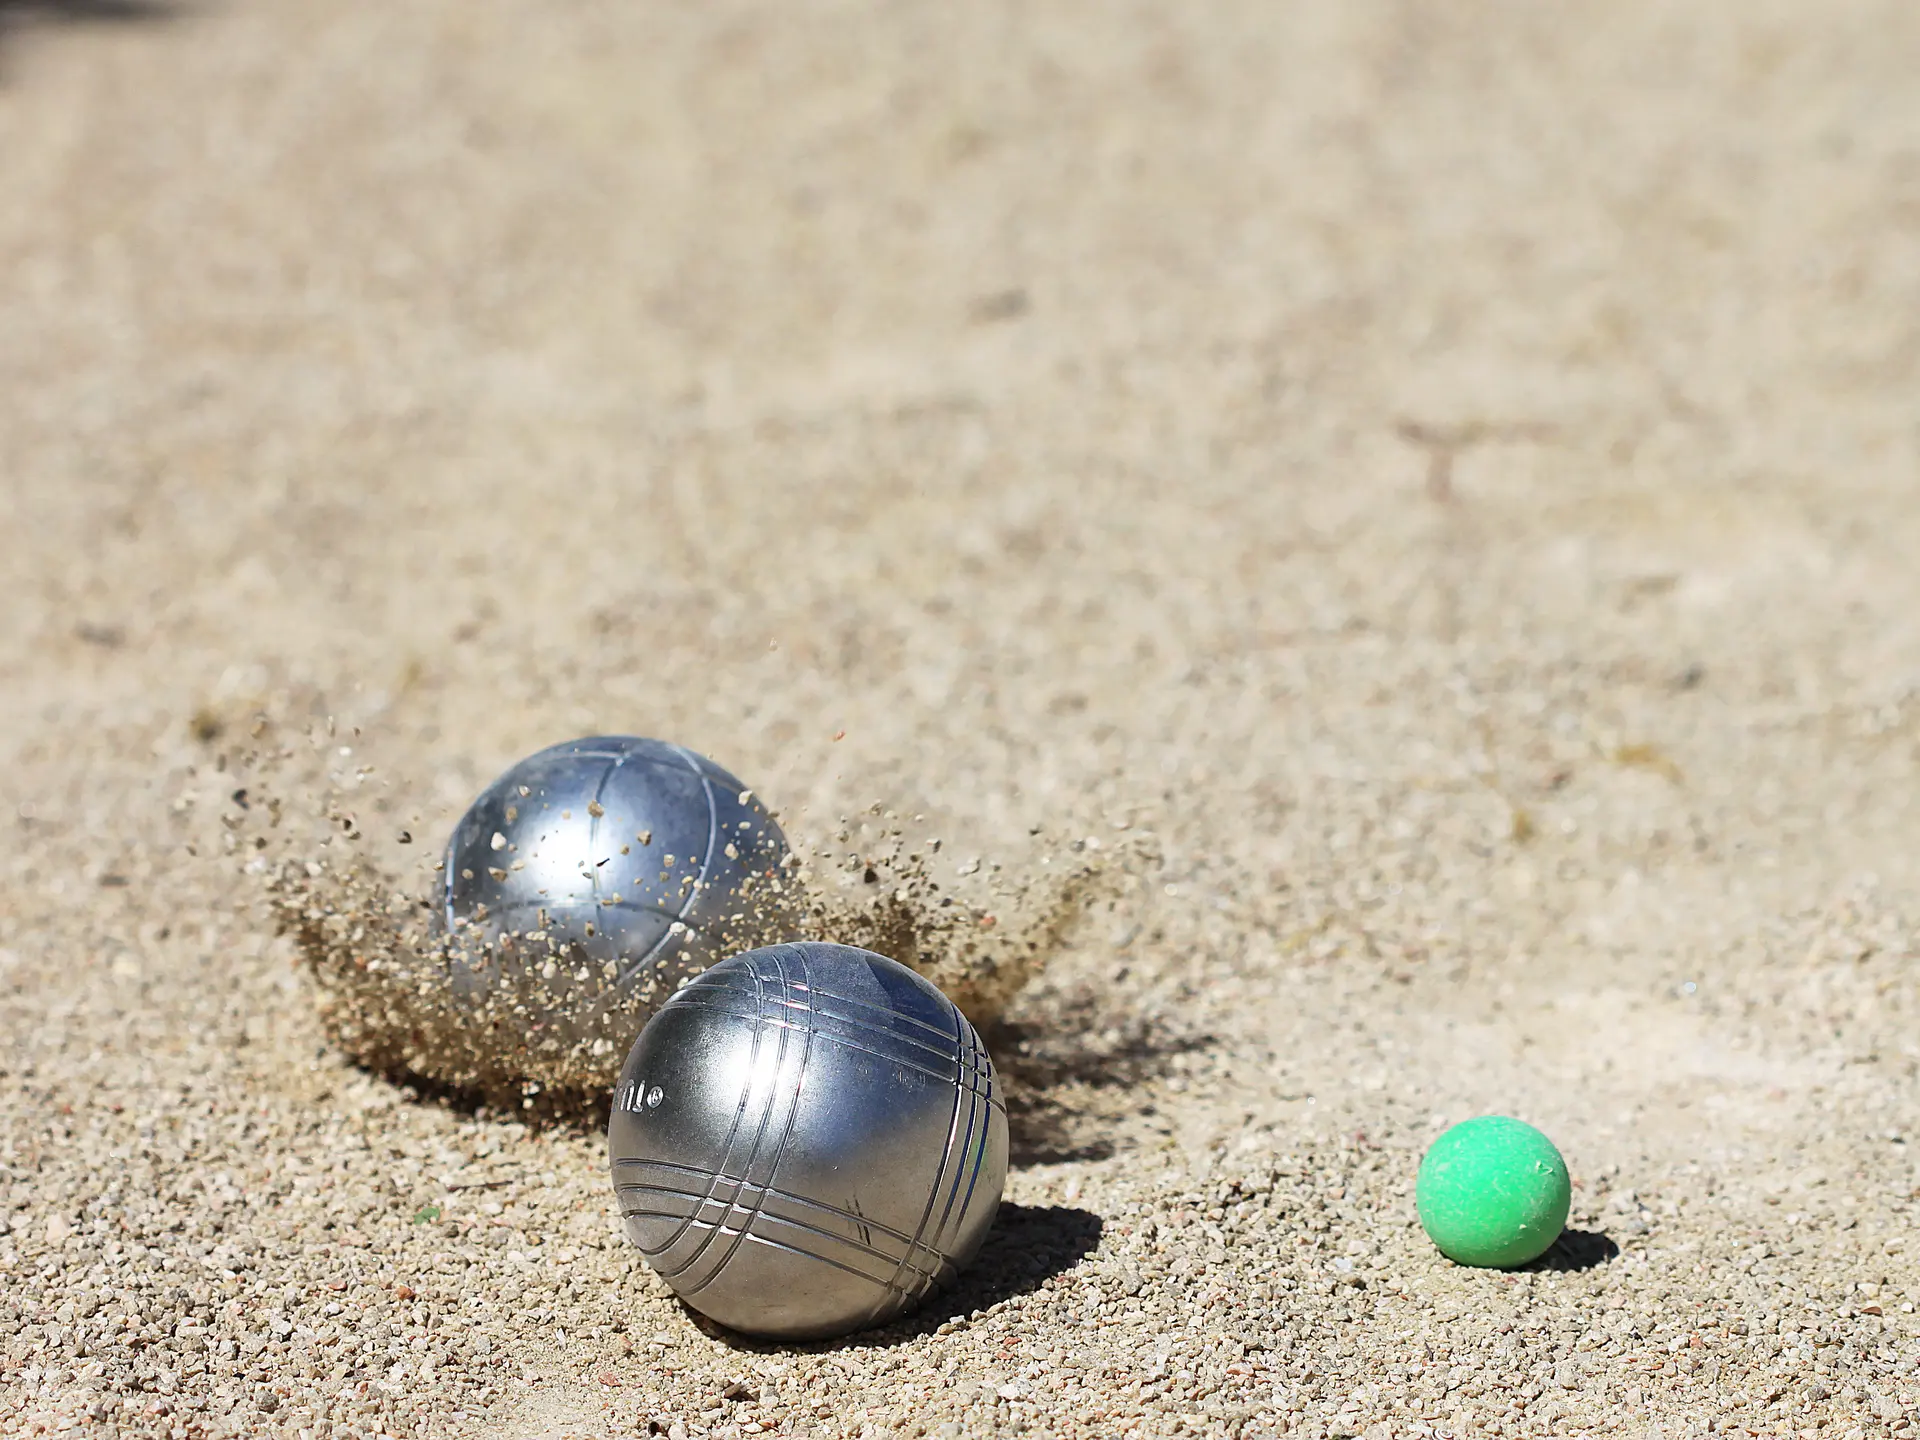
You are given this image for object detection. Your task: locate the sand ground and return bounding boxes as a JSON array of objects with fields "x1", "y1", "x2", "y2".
[{"x1": 4, "y1": 2, "x2": 1920, "y2": 1437}]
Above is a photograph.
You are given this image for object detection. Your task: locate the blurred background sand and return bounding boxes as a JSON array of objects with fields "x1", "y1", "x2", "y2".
[{"x1": 3, "y1": 3, "x2": 1920, "y2": 1437}]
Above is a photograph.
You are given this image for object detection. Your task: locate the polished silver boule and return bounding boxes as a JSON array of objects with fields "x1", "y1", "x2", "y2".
[
  {"x1": 609, "y1": 942, "x2": 1008, "y2": 1340},
  {"x1": 442, "y1": 736, "x2": 790, "y2": 1062}
]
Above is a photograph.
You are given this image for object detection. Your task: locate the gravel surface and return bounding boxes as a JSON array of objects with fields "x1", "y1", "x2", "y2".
[{"x1": 4, "y1": 3, "x2": 1920, "y2": 1437}]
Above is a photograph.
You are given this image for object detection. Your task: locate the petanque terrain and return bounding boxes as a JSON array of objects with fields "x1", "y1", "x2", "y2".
[{"x1": 3, "y1": 4, "x2": 1919, "y2": 1437}]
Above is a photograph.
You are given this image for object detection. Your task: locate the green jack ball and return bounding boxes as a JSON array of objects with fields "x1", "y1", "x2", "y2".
[{"x1": 1416, "y1": 1115, "x2": 1571, "y2": 1269}]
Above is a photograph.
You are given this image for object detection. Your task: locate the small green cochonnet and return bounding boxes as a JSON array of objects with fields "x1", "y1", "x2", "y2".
[{"x1": 1416, "y1": 1115, "x2": 1571, "y2": 1269}]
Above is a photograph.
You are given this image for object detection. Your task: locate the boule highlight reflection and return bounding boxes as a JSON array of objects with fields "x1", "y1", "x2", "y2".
[
  {"x1": 442, "y1": 736, "x2": 791, "y2": 1064},
  {"x1": 609, "y1": 942, "x2": 1008, "y2": 1340}
]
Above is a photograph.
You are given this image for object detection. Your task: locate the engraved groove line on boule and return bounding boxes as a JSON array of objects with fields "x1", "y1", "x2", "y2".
[
  {"x1": 656, "y1": 990, "x2": 998, "y2": 1105},
  {"x1": 613, "y1": 1193, "x2": 928, "y2": 1292},
  {"x1": 584, "y1": 748, "x2": 683, "y2": 991},
  {"x1": 680, "y1": 947, "x2": 819, "y2": 1297},
  {"x1": 643, "y1": 960, "x2": 770, "y2": 1270},
  {"x1": 928, "y1": 1009, "x2": 992, "y2": 1265},
  {"x1": 597, "y1": 745, "x2": 718, "y2": 990},
  {"x1": 613, "y1": 1182, "x2": 938, "y2": 1292},
  {"x1": 869, "y1": 995, "x2": 980, "y2": 1321},
  {"x1": 613, "y1": 1161, "x2": 934, "y2": 1254},
  {"x1": 660, "y1": 999, "x2": 995, "y2": 1096},
  {"x1": 670, "y1": 970, "x2": 965, "y2": 1050},
  {"x1": 662, "y1": 955, "x2": 788, "y2": 1286},
  {"x1": 621, "y1": 1206, "x2": 922, "y2": 1297},
  {"x1": 928, "y1": 1015, "x2": 991, "y2": 1268},
  {"x1": 659, "y1": 995, "x2": 1002, "y2": 1099}
]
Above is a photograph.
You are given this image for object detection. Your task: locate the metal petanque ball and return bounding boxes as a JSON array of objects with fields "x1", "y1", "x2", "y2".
[
  {"x1": 608, "y1": 942, "x2": 1008, "y2": 1340},
  {"x1": 441, "y1": 736, "x2": 791, "y2": 1064}
]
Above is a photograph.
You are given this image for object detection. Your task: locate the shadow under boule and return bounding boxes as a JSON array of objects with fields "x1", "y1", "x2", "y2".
[{"x1": 697, "y1": 1202, "x2": 1105, "y2": 1353}]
